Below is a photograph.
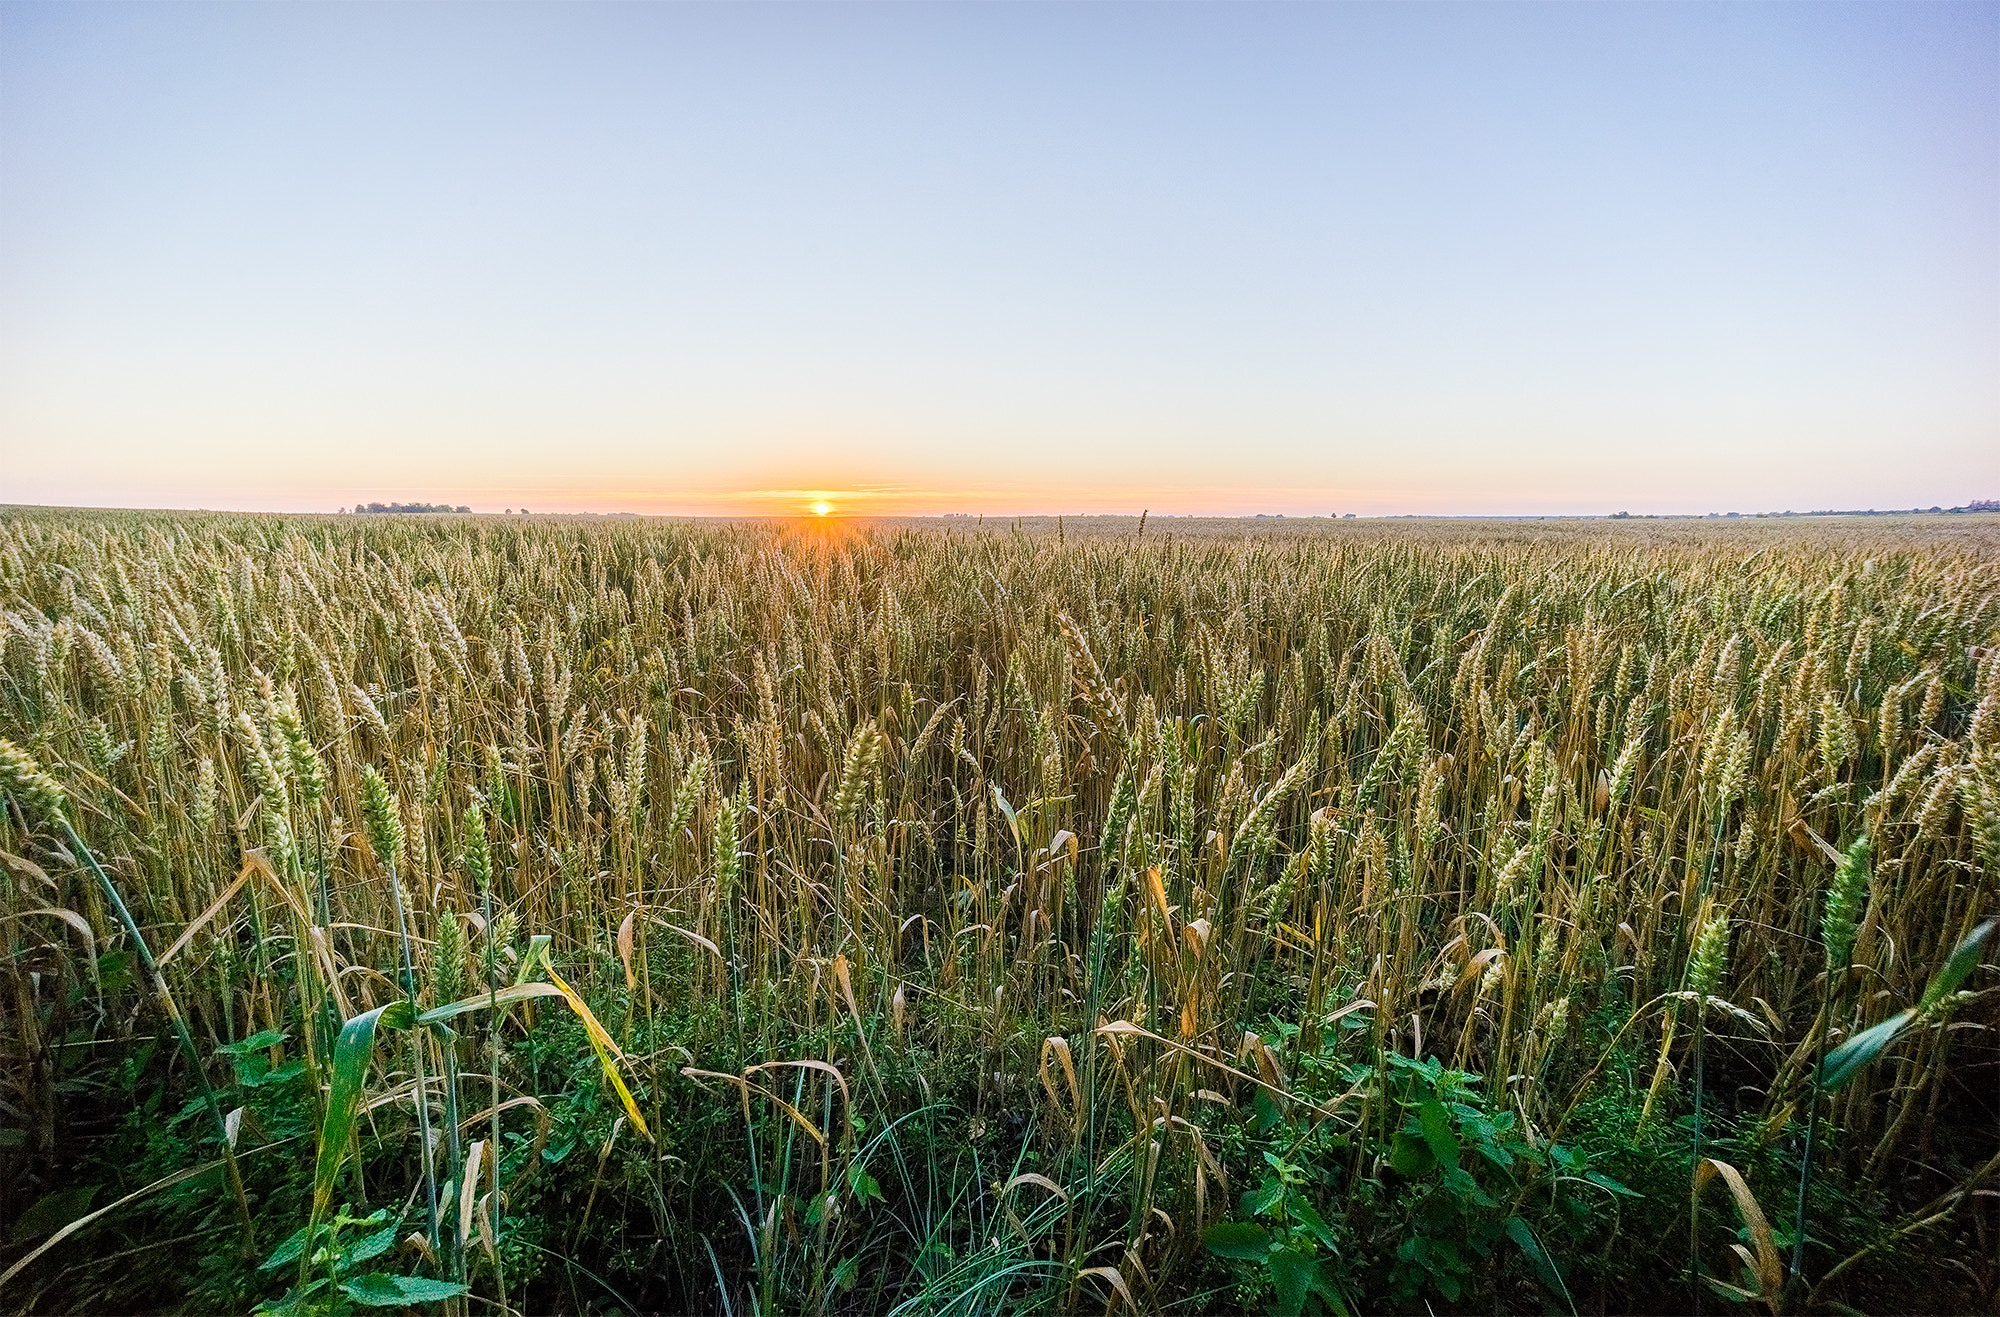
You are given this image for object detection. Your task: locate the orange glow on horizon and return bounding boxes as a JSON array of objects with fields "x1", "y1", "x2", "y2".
[{"x1": 442, "y1": 481, "x2": 1381, "y2": 519}]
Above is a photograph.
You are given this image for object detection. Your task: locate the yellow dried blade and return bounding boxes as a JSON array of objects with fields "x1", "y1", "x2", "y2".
[{"x1": 544, "y1": 963, "x2": 653, "y2": 1143}]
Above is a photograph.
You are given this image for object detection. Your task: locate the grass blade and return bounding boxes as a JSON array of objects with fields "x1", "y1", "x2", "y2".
[{"x1": 305, "y1": 1001, "x2": 413, "y2": 1284}]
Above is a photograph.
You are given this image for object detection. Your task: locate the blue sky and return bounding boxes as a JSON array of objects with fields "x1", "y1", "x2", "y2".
[{"x1": 2, "y1": 2, "x2": 1994, "y2": 516}]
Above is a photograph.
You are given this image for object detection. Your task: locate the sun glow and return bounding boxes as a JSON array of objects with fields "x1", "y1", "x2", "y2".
[{"x1": 812, "y1": 501, "x2": 832, "y2": 516}]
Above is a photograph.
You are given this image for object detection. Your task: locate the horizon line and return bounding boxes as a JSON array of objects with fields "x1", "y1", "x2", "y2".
[{"x1": 8, "y1": 500, "x2": 1999, "y2": 522}]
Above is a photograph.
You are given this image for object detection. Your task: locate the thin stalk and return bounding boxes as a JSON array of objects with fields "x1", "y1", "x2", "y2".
[
  {"x1": 1687, "y1": 798, "x2": 1732, "y2": 1315},
  {"x1": 1689, "y1": 1002, "x2": 1707, "y2": 1316},
  {"x1": 1788, "y1": 971, "x2": 1835, "y2": 1305},
  {"x1": 386, "y1": 860, "x2": 442, "y2": 1249},
  {"x1": 484, "y1": 878, "x2": 506, "y2": 1310},
  {"x1": 60, "y1": 817, "x2": 258, "y2": 1258},
  {"x1": 440, "y1": 1027, "x2": 464, "y2": 1286}
]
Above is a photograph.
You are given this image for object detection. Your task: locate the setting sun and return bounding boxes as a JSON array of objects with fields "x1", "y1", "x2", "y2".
[{"x1": 812, "y1": 501, "x2": 832, "y2": 516}]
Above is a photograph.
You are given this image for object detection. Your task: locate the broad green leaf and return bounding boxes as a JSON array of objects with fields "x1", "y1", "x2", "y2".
[
  {"x1": 1268, "y1": 1248, "x2": 1317, "y2": 1317},
  {"x1": 1821, "y1": 1009, "x2": 1915, "y2": 1092},
  {"x1": 513, "y1": 933, "x2": 555, "y2": 987},
  {"x1": 338, "y1": 1273, "x2": 471, "y2": 1306},
  {"x1": 1442, "y1": 1165, "x2": 1494, "y2": 1207},
  {"x1": 95, "y1": 949, "x2": 135, "y2": 992},
  {"x1": 1390, "y1": 1132, "x2": 1434, "y2": 1178},
  {"x1": 251, "y1": 1282, "x2": 324, "y2": 1315},
  {"x1": 246, "y1": 1059, "x2": 306, "y2": 1089},
  {"x1": 260, "y1": 1224, "x2": 315, "y2": 1273},
  {"x1": 848, "y1": 1166, "x2": 884, "y2": 1205},
  {"x1": 1918, "y1": 919, "x2": 1997, "y2": 1014},
  {"x1": 217, "y1": 1028, "x2": 288, "y2": 1055},
  {"x1": 1312, "y1": 1267, "x2": 1355, "y2": 1317},
  {"x1": 346, "y1": 1221, "x2": 398, "y2": 1266},
  {"x1": 1289, "y1": 1196, "x2": 1339, "y2": 1254},
  {"x1": 990, "y1": 785, "x2": 1023, "y2": 856},
  {"x1": 308, "y1": 1001, "x2": 413, "y2": 1266},
  {"x1": 1827, "y1": 921, "x2": 2000, "y2": 1093},
  {"x1": 1504, "y1": 1216, "x2": 1568, "y2": 1301},
  {"x1": 1203, "y1": 1220, "x2": 1273, "y2": 1260},
  {"x1": 1253, "y1": 1087, "x2": 1283, "y2": 1135},
  {"x1": 10, "y1": 1185, "x2": 96, "y2": 1244},
  {"x1": 1419, "y1": 1099, "x2": 1461, "y2": 1171},
  {"x1": 416, "y1": 981, "x2": 564, "y2": 1023}
]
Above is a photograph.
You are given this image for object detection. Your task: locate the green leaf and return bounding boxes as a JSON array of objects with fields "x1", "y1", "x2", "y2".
[
  {"x1": 218, "y1": 1028, "x2": 289, "y2": 1055},
  {"x1": 10, "y1": 1185, "x2": 96, "y2": 1244},
  {"x1": 513, "y1": 933, "x2": 555, "y2": 986},
  {"x1": 246, "y1": 1059, "x2": 306, "y2": 1089},
  {"x1": 1584, "y1": 1170, "x2": 1642, "y2": 1198},
  {"x1": 309, "y1": 1002, "x2": 414, "y2": 1259},
  {"x1": 416, "y1": 981, "x2": 565, "y2": 1024},
  {"x1": 1418, "y1": 1099, "x2": 1461, "y2": 1171},
  {"x1": 1390, "y1": 1132, "x2": 1435, "y2": 1178},
  {"x1": 848, "y1": 1166, "x2": 884, "y2": 1205},
  {"x1": 1245, "y1": 1176, "x2": 1285, "y2": 1218},
  {"x1": 1504, "y1": 1216, "x2": 1568, "y2": 1301},
  {"x1": 1442, "y1": 1166, "x2": 1495, "y2": 1207},
  {"x1": 1311, "y1": 1267, "x2": 1354, "y2": 1317},
  {"x1": 260, "y1": 1223, "x2": 318, "y2": 1272},
  {"x1": 990, "y1": 785, "x2": 1023, "y2": 856},
  {"x1": 1289, "y1": 1196, "x2": 1339, "y2": 1254},
  {"x1": 833, "y1": 1255, "x2": 861, "y2": 1292},
  {"x1": 95, "y1": 949, "x2": 135, "y2": 992},
  {"x1": 1918, "y1": 919, "x2": 1997, "y2": 1014},
  {"x1": 345, "y1": 1221, "x2": 398, "y2": 1267},
  {"x1": 1268, "y1": 1248, "x2": 1317, "y2": 1317},
  {"x1": 1254, "y1": 1087, "x2": 1283, "y2": 1135},
  {"x1": 1203, "y1": 1220, "x2": 1273, "y2": 1260},
  {"x1": 338, "y1": 1273, "x2": 471, "y2": 1306},
  {"x1": 251, "y1": 1281, "x2": 327, "y2": 1315},
  {"x1": 1821, "y1": 1009, "x2": 1916, "y2": 1092}
]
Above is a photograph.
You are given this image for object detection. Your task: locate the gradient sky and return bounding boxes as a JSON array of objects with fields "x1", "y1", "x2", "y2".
[{"x1": 2, "y1": 2, "x2": 1994, "y2": 517}]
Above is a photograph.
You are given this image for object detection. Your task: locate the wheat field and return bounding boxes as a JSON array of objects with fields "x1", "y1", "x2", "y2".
[{"x1": 1, "y1": 508, "x2": 1996, "y2": 1314}]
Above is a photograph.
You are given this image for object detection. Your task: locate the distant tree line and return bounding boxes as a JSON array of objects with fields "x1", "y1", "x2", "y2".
[{"x1": 350, "y1": 502, "x2": 471, "y2": 515}]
